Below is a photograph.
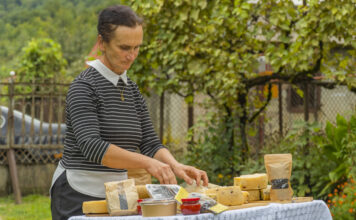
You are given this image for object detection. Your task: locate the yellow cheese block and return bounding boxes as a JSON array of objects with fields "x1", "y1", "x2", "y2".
[
  {"x1": 204, "y1": 187, "x2": 220, "y2": 200},
  {"x1": 217, "y1": 186, "x2": 244, "y2": 206},
  {"x1": 136, "y1": 185, "x2": 151, "y2": 199},
  {"x1": 242, "y1": 191, "x2": 249, "y2": 204},
  {"x1": 245, "y1": 190, "x2": 260, "y2": 201},
  {"x1": 82, "y1": 200, "x2": 108, "y2": 214},
  {"x1": 234, "y1": 173, "x2": 268, "y2": 190},
  {"x1": 205, "y1": 187, "x2": 220, "y2": 194},
  {"x1": 260, "y1": 185, "x2": 271, "y2": 200}
]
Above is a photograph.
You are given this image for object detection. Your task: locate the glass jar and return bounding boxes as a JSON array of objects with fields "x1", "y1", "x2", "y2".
[
  {"x1": 180, "y1": 197, "x2": 201, "y2": 215},
  {"x1": 137, "y1": 199, "x2": 143, "y2": 215}
]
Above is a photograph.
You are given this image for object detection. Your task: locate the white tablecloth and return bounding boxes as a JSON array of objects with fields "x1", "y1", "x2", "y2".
[{"x1": 69, "y1": 200, "x2": 332, "y2": 220}]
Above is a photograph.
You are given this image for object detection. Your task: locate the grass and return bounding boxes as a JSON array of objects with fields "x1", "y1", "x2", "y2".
[{"x1": 0, "y1": 194, "x2": 51, "y2": 220}]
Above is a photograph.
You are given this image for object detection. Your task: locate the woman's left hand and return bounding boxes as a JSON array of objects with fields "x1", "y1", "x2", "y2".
[{"x1": 171, "y1": 163, "x2": 209, "y2": 186}]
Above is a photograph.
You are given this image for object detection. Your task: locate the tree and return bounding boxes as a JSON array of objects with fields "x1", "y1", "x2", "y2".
[
  {"x1": 127, "y1": 0, "x2": 356, "y2": 178},
  {"x1": 16, "y1": 38, "x2": 67, "y2": 85}
]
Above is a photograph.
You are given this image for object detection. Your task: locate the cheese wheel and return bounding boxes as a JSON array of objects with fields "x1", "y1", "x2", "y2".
[
  {"x1": 204, "y1": 187, "x2": 220, "y2": 200},
  {"x1": 234, "y1": 173, "x2": 268, "y2": 190},
  {"x1": 82, "y1": 200, "x2": 108, "y2": 214},
  {"x1": 217, "y1": 186, "x2": 244, "y2": 206},
  {"x1": 245, "y1": 190, "x2": 260, "y2": 201}
]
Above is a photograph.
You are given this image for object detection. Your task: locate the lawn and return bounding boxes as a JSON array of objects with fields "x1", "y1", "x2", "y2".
[{"x1": 0, "y1": 194, "x2": 51, "y2": 220}]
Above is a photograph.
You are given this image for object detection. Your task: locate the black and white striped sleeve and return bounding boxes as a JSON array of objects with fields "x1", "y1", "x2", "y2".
[
  {"x1": 136, "y1": 88, "x2": 166, "y2": 157},
  {"x1": 66, "y1": 79, "x2": 110, "y2": 164}
]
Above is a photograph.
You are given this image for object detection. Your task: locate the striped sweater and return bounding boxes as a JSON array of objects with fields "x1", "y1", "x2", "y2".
[{"x1": 61, "y1": 66, "x2": 164, "y2": 172}]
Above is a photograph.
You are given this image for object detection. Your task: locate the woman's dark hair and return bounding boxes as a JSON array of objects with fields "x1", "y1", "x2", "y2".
[{"x1": 97, "y1": 5, "x2": 143, "y2": 42}]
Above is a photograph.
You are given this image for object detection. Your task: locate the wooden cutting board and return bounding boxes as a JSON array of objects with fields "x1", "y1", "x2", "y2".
[{"x1": 228, "y1": 197, "x2": 313, "y2": 210}]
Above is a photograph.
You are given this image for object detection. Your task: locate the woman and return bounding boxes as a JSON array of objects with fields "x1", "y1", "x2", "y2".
[{"x1": 50, "y1": 5, "x2": 208, "y2": 219}]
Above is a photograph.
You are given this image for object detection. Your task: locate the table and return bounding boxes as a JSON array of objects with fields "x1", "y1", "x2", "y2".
[{"x1": 69, "y1": 200, "x2": 332, "y2": 220}]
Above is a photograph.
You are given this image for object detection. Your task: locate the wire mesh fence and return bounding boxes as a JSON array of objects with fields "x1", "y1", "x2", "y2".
[{"x1": 0, "y1": 81, "x2": 355, "y2": 166}]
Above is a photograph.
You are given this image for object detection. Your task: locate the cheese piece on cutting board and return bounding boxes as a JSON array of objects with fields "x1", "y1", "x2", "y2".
[
  {"x1": 260, "y1": 185, "x2": 271, "y2": 200},
  {"x1": 242, "y1": 191, "x2": 249, "y2": 204},
  {"x1": 245, "y1": 190, "x2": 260, "y2": 201},
  {"x1": 234, "y1": 173, "x2": 268, "y2": 190},
  {"x1": 217, "y1": 186, "x2": 244, "y2": 206},
  {"x1": 204, "y1": 187, "x2": 220, "y2": 200},
  {"x1": 82, "y1": 200, "x2": 108, "y2": 214}
]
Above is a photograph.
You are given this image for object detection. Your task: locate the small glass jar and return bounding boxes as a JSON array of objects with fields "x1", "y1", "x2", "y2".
[
  {"x1": 180, "y1": 197, "x2": 201, "y2": 215},
  {"x1": 137, "y1": 199, "x2": 143, "y2": 215}
]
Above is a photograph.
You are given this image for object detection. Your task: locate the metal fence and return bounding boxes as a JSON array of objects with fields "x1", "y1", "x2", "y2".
[
  {"x1": 1, "y1": 81, "x2": 355, "y2": 165},
  {"x1": 249, "y1": 83, "x2": 356, "y2": 151},
  {"x1": 0, "y1": 81, "x2": 68, "y2": 165}
]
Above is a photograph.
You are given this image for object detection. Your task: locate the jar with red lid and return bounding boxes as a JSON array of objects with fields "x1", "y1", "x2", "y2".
[
  {"x1": 180, "y1": 197, "x2": 201, "y2": 215},
  {"x1": 137, "y1": 199, "x2": 143, "y2": 215}
]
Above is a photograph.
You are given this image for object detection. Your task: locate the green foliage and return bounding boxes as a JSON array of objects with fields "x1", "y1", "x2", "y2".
[
  {"x1": 183, "y1": 111, "x2": 243, "y2": 186},
  {"x1": 320, "y1": 114, "x2": 356, "y2": 195},
  {"x1": 128, "y1": 0, "x2": 356, "y2": 157},
  {"x1": 0, "y1": 194, "x2": 51, "y2": 220},
  {"x1": 16, "y1": 38, "x2": 67, "y2": 84},
  {"x1": 0, "y1": 0, "x2": 121, "y2": 79},
  {"x1": 263, "y1": 121, "x2": 332, "y2": 198},
  {"x1": 327, "y1": 178, "x2": 356, "y2": 220},
  {"x1": 262, "y1": 113, "x2": 356, "y2": 200}
]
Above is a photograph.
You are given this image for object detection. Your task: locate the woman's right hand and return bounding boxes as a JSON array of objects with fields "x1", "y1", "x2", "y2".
[{"x1": 145, "y1": 159, "x2": 177, "y2": 185}]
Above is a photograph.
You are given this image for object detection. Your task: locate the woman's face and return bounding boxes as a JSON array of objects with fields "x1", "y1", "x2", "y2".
[{"x1": 99, "y1": 25, "x2": 143, "y2": 75}]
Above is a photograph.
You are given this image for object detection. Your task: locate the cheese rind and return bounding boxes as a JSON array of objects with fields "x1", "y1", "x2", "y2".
[
  {"x1": 234, "y1": 173, "x2": 268, "y2": 190},
  {"x1": 82, "y1": 200, "x2": 108, "y2": 214},
  {"x1": 217, "y1": 186, "x2": 244, "y2": 206}
]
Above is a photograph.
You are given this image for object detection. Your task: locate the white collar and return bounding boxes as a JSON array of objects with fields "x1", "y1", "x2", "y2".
[{"x1": 86, "y1": 59, "x2": 128, "y2": 86}]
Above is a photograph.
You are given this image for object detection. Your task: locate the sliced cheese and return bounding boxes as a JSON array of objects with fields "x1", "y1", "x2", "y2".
[
  {"x1": 82, "y1": 200, "x2": 108, "y2": 214},
  {"x1": 234, "y1": 173, "x2": 268, "y2": 190},
  {"x1": 245, "y1": 190, "x2": 260, "y2": 201},
  {"x1": 217, "y1": 186, "x2": 244, "y2": 206},
  {"x1": 242, "y1": 191, "x2": 249, "y2": 204},
  {"x1": 260, "y1": 185, "x2": 271, "y2": 200}
]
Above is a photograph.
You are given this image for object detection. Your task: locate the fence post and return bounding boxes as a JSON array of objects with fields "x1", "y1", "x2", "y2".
[
  {"x1": 187, "y1": 97, "x2": 194, "y2": 145},
  {"x1": 159, "y1": 92, "x2": 165, "y2": 142},
  {"x1": 7, "y1": 74, "x2": 22, "y2": 204},
  {"x1": 278, "y1": 83, "x2": 283, "y2": 137},
  {"x1": 304, "y1": 83, "x2": 309, "y2": 122}
]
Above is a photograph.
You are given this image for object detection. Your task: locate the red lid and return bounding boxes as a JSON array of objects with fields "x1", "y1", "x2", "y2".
[
  {"x1": 181, "y1": 197, "x2": 200, "y2": 202},
  {"x1": 137, "y1": 199, "x2": 143, "y2": 203}
]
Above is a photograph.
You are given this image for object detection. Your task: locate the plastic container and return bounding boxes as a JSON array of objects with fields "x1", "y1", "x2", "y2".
[
  {"x1": 180, "y1": 197, "x2": 201, "y2": 215},
  {"x1": 140, "y1": 199, "x2": 177, "y2": 217}
]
